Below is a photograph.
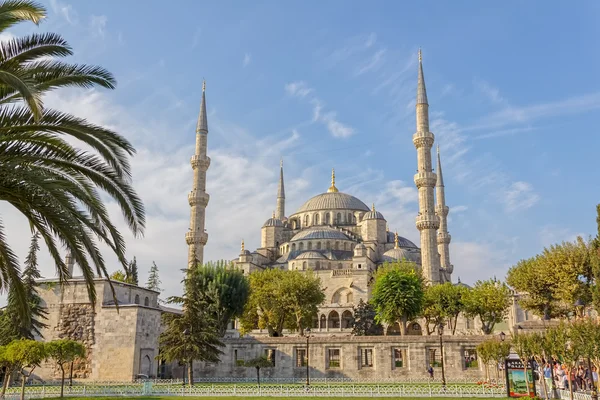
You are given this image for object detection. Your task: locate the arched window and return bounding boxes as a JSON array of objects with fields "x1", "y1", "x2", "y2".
[
  {"x1": 337, "y1": 213, "x2": 341, "y2": 224},
  {"x1": 304, "y1": 215, "x2": 309, "y2": 227},
  {"x1": 292, "y1": 220, "x2": 297, "y2": 229},
  {"x1": 317, "y1": 242, "x2": 322, "y2": 250},
  {"x1": 348, "y1": 213, "x2": 352, "y2": 223},
  {"x1": 328, "y1": 311, "x2": 340, "y2": 329},
  {"x1": 346, "y1": 292, "x2": 353, "y2": 303},
  {"x1": 134, "y1": 294, "x2": 140, "y2": 304},
  {"x1": 299, "y1": 242, "x2": 304, "y2": 251},
  {"x1": 308, "y1": 242, "x2": 312, "y2": 250},
  {"x1": 338, "y1": 263, "x2": 343, "y2": 269},
  {"x1": 314, "y1": 214, "x2": 319, "y2": 225},
  {"x1": 144, "y1": 297, "x2": 149, "y2": 307},
  {"x1": 342, "y1": 310, "x2": 353, "y2": 328},
  {"x1": 326, "y1": 241, "x2": 331, "y2": 250},
  {"x1": 344, "y1": 243, "x2": 348, "y2": 251},
  {"x1": 302, "y1": 261, "x2": 307, "y2": 270},
  {"x1": 325, "y1": 213, "x2": 331, "y2": 225},
  {"x1": 292, "y1": 243, "x2": 296, "y2": 252},
  {"x1": 335, "y1": 242, "x2": 339, "y2": 250},
  {"x1": 320, "y1": 315, "x2": 326, "y2": 329},
  {"x1": 315, "y1": 261, "x2": 320, "y2": 269}
]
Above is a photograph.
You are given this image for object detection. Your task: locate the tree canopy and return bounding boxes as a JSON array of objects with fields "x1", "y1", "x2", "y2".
[
  {"x1": 146, "y1": 261, "x2": 162, "y2": 292},
  {"x1": 463, "y1": 278, "x2": 510, "y2": 334},
  {"x1": 351, "y1": 299, "x2": 383, "y2": 336},
  {"x1": 45, "y1": 339, "x2": 85, "y2": 398},
  {"x1": 370, "y1": 261, "x2": 425, "y2": 335},
  {"x1": 421, "y1": 282, "x2": 467, "y2": 335},
  {"x1": 240, "y1": 268, "x2": 324, "y2": 337}
]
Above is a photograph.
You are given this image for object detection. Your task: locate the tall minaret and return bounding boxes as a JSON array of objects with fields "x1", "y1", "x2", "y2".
[
  {"x1": 276, "y1": 158, "x2": 285, "y2": 220},
  {"x1": 65, "y1": 252, "x2": 74, "y2": 278},
  {"x1": 413, "y1": 50, "x2": 440, "y2": 283},
  {"x1": 436, "y1": 146, "x2": 452, "y2": 282},
  {"x1": 185, "y1": 81, "x2": 210, "y2": 267}
]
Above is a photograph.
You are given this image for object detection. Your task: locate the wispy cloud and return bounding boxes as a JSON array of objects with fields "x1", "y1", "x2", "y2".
[
  {"x1": 474, "y1": 126, "x2": 537, "y2": 140},
  {"x1": 90, "y1": 15, "x2": 107, "y2": 38},
  {"x1": 501, "y1": 181, "x2": 540, "y2": 213},
  {"x1": 325, "y1": 32, "x2": 377, "y2": 69},
  {"x1": 452, "y1": 205, "x2": 468, "y2": 213},
  {"x1": 354, "y1": 48, "x2": 386, "y2": 76},
  {"x1": 243, "y1": 53, "x2": 251, "y2": 68},
  {"x1": 285, "y1": 81, "x2": 355, "y2": 138},
  {"x1": 49, "y1": 0, "x2": 78, "y2": 25}
]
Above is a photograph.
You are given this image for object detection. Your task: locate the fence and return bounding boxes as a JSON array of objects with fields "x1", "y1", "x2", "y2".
[
  {"x1": 559, "y1": 390, "x2": 594, "y2": 400},
  {"x1": 4, "y1": 381, "x2": 507, "y2": 398}
]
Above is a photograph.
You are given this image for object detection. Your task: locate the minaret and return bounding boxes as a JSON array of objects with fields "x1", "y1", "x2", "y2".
[
  {"x1": 413, "y1": 49, "x2": 440, "y2": 283},
  {"x1": 185, "y1": 81, "x2": 210, "y2": 267},
  {"x1": 65, "y1": 252, "x2": 74, "y2": 278},
  {"x1": 436, "y1": 146, "x2": 452, "y2": 281},
  {"x1": 276, "y1": 158, "x2": 285, "y2": 220}
]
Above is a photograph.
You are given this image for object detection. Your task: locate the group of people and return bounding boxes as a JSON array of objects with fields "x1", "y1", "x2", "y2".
[{"x1": 543, "y1": 361, "x2": 598, "y2": 392}]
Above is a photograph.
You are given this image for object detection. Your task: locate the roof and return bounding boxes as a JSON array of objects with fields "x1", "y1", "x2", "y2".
[
  {"x1": 383, "y1": 248, "x2": 421, "y2": 264},
  {"x1": 294, "y1": 192, "x2": 370, "y2": 214},
  {"x1": 386, "y1": 231, "x2": 418, "y2": 248},
  {"x1": 363, "y1": 210, "x2": 384, "y2": 220},
  {"x1": 263, "y1": 217, "x2": 283, "y2": 227},
  {"x1": 295, "y1": 251, "x2": 327, "y2": 260},
  {"x1": 291, "y1": 227, "x2": 350, "y2": 241}
]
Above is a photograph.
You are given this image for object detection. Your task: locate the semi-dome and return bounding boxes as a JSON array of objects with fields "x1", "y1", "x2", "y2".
[
  {"x1": 262, "y1": 217, "x2": 283, "y2": 227},
  {"x1": 386, "y1": 231, "x2": 418, "y2": 248},
  {"x1": 383, "y1": 247, "x2": 412, "y2": 261},
  {"x1": 294, "y1": 192, "x2": 370, "y2": 214},
  {"x1": 290, "y1": 227, "x2": 349, "y2": 241},
  {"x1": 295, "y1": 251, "x2": 327, "y2": 260}
]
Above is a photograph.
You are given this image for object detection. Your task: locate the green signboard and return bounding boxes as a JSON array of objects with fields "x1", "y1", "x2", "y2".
[{"x1": 505, "y1": 359, "x2": 536, "y2": 398}]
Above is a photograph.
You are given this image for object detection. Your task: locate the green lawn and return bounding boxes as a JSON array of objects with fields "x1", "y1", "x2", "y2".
[{"x1": 33, "y1": 397, "x2": 502, "y2": 400}]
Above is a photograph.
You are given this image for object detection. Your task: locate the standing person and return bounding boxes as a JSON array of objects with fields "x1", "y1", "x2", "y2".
[
  {"x1": 544, "y1": 363, "x2": 553, "y2": 392},
  {"x1": 427, "y1": 365, "x2": 434, "y2": 380}
]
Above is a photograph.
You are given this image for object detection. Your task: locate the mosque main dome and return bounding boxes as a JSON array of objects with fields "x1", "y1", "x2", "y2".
[{"x1": 295, "y1": 191, "x2": 370, "y2": 214}]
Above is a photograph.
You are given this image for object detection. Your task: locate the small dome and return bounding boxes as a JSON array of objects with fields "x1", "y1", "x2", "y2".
[
  {"x1": 363, "y1": 210, "x2": 384, "y2": 220},
  {"x1": 383, "y1": 248, "x2": 421, "y2": 263},
  {"x1": 263, "y1": 217, "x2": 283, "y2": 227},
  {"x1": 295, "y1": 251, "x2": 327, "y2": 260},
  {"x1": 291, "y1": 227, "x2": 349, "y2": 241},
  {"x1": 294, "y1": 192, "x2": 370, "y2": 214},
  {"x1": 241, "y1": 250, "x2": 251, "y2": 255},
  {"x1": 386, "y1": 232, "x2": 418, "y2": 248}
]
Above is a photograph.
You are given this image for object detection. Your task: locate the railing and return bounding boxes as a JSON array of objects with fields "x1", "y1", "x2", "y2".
[
  {"x1": 559, "y1": 389, "x2": 594, "y2": 400},
  {"x1": 4, "y1": 382, "x2": 507, "y2": 398},
  {"x1": 332, "y1": 269, "x2": 353, "y2": 276}
]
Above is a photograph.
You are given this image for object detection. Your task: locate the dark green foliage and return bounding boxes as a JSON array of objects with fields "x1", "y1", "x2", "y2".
[
  {"x1": 45, "y1": 339, "x2": 85, "y2": 398},
  {"x1": 146, "y1": 261, "x2": 162, "y2": 292},
  {"x1": 462, "y1": 278, "x2": 510, "y2": 334},
  {"x1": 124, "y1": 256, "x2": 139, "y2": 286},
  {"x1": 351, "y1": 299, "x2": 383, "y2": 336}
]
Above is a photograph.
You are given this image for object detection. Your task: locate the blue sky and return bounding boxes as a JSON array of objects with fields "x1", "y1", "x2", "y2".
[{"x1": 2, "y1": 0, "x2": 600, "y2": 297}]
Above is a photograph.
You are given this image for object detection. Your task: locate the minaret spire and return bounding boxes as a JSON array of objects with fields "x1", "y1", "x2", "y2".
[
  {"x1": 394, "y1": 231, "x2": 399, "y2": 249},
  {"x1": 328, "y1": 168, "x2": 339, "y2": 193},
  {"x1": 186, "y1": 81, "x2": 211, "y2": 267},
  {"x1": 276, "y1": 158, "x2": 285, "y2": 220},
  {"x1": 413, "y1": 50, "x2": 441, "y2": 283},
  {"x1": 436, "y1": 147, "x2": 452, "y2": 282},
  {"x1": 65, "y1": 251, "x2": 74, "y2": 278}
]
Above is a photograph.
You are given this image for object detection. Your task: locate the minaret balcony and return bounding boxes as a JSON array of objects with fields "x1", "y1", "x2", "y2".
[
  {"x1": 414, "y1": 172, "x2": 437, "y2": 188},
  {"x1": 415, "y1": 214, "x2": 439, "y2": 230},
  {"x1": 412, "y1": 131, "x2": 434, "y2": 148},
  {"x1": 191, "y1": 155, "x2": 211, "y2": 170},
  {"x1": 437, "y1": 232, "x2": 451, "y2": 244},
  {"x1": 188, "y1": 191, "x2": 210, "y2": 207},
  {"x1": 435, "y1": 205, "x2": 449, "y2": 217},
  {"x1": 185, "y1": 231, "x2": 208, "y2": 245}
]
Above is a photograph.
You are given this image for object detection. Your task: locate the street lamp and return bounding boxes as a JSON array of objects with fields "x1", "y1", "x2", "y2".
[
  {"x1": 437, "y1": 323, "x2": 446, "y2": 388},
  {"x1": 182, "y1": 328, "x2": 190, "y2": 387},
  {"x1": 305, "y1": 328, "x2": 311, "y2": 386},
  {"x1": 499, "y1": 331, "x2": 506, "y2": 342}
]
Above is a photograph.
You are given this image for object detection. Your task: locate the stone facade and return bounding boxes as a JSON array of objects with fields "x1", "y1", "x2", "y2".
[
  {"x1": 34, "y1": 278, "x2": 176, "y2": 381},
  {"x1": 194, "y1": 335, "x2": 487, "y2": 380}
]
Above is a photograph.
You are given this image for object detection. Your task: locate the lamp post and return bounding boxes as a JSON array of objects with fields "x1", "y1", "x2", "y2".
[
  {"x1": 182, "y1": 328, "x2": 190, "y2": 387},
  {"x1": 438, "y1": 323, "x2": 446, "y2": 388},
  {"x1": 305, "y1": 328, "x2": 311, "y2": 386},
  {"x1": 499, "y1": 331, "x2": 506, "y2": 342}
]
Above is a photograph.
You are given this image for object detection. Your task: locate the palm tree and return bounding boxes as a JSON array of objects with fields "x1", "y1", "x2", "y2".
[{"x1": 0, "y1": 0, "x2": 145, "y2": 311}]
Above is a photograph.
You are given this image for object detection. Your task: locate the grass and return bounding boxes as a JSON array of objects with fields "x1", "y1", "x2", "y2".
[{"x1": 33, "y1": 397, "x2": 501, "y2": 400}]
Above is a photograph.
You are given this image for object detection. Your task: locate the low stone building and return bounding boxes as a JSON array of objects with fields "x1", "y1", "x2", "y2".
[{"x1": 34, "y1": 277, "x2": 179, "y2": 381}]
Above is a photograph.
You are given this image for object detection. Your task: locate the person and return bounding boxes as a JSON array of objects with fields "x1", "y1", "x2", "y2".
[
  {"x1": 544, "y1": 363, "x2": 553, "y2": 393},
  {"x1": 427, "y1": 365, "x2": 434, "y2": 379}
]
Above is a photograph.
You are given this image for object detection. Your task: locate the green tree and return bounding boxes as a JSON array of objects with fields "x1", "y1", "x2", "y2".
[
  {"x1": 511, "y1": 332, "x2": 537, "y2": 397},
  {"x1": 5, "y1": 339, "x2": 46, "y2": 400},
  {"x1": 476, "y1": 340, "x2": 494, "y2": 381},
  {"x1": 463, "y1": 279, "x2": 510, "y2": 334},
  {"x1": 0, "y1": 232, "x2": 47, "y2": 344},
  {"x1": 351, "y1": 299, "x2": 383, "y2": 336},
  {"x1": 244, "y1": 356, "x2": 273, "y2": 387},
  {"x1": 124, "y1": 257, "x2": 139, "y2": 286},
  {"x1": 146, "y1": 261, "x2": 162, "y2": 292},
  {"x1": 188, "y1": 261, "x2": 250, "y2": 336},
  {"x1": 0, "y1": 0, "x2": 146, "y2": 313},
  {"x1": 240, "y1": 269, "x2": 325, "y2": 337},
  {"x1": 507, "y1": 255, "x2": 564, "y2": 320},
  {"x1": 421, "y1": 282, "x2": 467, "y2": 335},
  {"x1": 45, "y1": 339, "x2": 85, "y2": 398},
  {"x1": 370, "y1": 261, "x2": 425, "y2": 335}
]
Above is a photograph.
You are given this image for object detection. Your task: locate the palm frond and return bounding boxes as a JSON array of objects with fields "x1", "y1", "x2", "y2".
[
  {"x1": 0, "y1": 1, "x2": 45, "y2": 32},
  {"x1": 0, "y1": 33, "x2": 71, "y2": 66}
]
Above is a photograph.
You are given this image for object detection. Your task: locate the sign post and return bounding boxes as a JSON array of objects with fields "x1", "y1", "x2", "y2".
[{"x1": 505, "y1": 358, "x2": 536, "y2": 398}]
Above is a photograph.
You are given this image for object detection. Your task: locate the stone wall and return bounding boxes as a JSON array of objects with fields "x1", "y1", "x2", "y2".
[{"x1": 193, "y1": 335, "x2": 487, "y2": 381}]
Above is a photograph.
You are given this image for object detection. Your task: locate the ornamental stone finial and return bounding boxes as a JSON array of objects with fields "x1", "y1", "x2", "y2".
[
  {"x1": 280, "y1": 157, "x2": 283, "y2": 168},
  {"x1": 328, "y1": 168, "x2": 339, "y2": 193},
  {"x1": 202, "y1": 80, "x2": 206, "y2": 92},
  {"x1": 372, "y1": 203, "x2": 375, "y2": 212},
  {"x1": 418, "y1": 48, "x2": 422, "y2": 62},
  {"x1": 394, "y1": 231, "x2": 399, "y2": 249},
  {"x1": 272, "y1": 210, "x2": 275, "y2": 218},
  {"x1": 241, "y1": 239, "x2": 245, "y2": 253}
]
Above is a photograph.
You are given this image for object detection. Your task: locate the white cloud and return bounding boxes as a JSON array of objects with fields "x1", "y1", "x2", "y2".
[
  {"x1": 452, "y1": 205, "x2": 468, "y2": 213},
  {"x1": 49, "y1": 0, "x2": 78, "y2": 25},
  {"x1": 354, "y1": 48, "x2": 386, "y2": 76},
  {"x1": 0, "y1": 32, "x2": 15, "y2": 44},
  {"x1": 325, "y1": 33, "x2": 377, "y2": 68},
  {"x1": 243, "y1": 53, "x2": 251, "y2": 68},
  {"x1": 285, "y1": 82, "x2": 355, "y2": 138},
  {"x1": 90, "y1": 15, "x2": 107, "y2": 37},
  {"x1": 501, "y1": 181, "x2": 540, "y2": 213},
  {"x1": 451, "y1": 241, "x2": 513, "y2": 284}
]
